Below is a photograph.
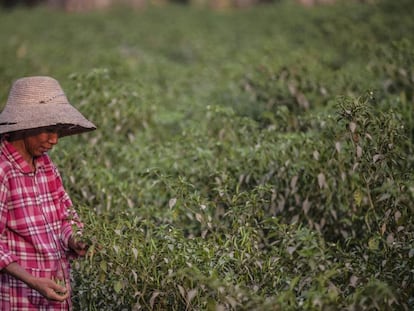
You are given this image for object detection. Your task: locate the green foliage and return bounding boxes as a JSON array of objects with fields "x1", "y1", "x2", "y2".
[{"x1": 0, "y1": 0, "x2": 413, "y2": 310}]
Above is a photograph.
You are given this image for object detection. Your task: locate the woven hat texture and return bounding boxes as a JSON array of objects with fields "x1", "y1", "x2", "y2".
[{"x1": 0, "y1": 76, "x2": 96, "y2": 137}]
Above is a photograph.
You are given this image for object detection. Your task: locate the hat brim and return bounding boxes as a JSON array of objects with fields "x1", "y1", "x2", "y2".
[
  {"x1": 0, "y1": 101, "x2": 96, "y2": 137},
  {"x1": 2, "y1": 123, "x2": 96, "y2": 139}
]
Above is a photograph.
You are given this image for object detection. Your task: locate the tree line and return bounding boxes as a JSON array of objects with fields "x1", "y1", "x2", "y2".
[{"x1": 0, "y1": 0, "x2": 375, "y2": 11}]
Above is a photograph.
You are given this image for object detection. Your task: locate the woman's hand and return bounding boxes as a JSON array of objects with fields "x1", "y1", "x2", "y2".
[
  {"x1": 68, "y1": 235, "x2": 88, "y2": 256},
  {"x1": 30, "y1": 277, "x2": 70, "y2": 302},
  {"x1": 5, "y1": 262, "x2": 69, "y2": 302}
]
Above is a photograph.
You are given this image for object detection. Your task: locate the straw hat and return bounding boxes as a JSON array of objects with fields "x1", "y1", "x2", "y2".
[{"x1": 0, "y1": 76, "x2": 96, "y2": 137}]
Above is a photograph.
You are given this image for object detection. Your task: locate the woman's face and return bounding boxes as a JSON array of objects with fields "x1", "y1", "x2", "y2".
[{"x1": 23, "y1": 128, "x2": 59, "y2": 157}]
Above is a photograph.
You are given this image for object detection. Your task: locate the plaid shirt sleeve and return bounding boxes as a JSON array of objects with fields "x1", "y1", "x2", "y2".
[
  {"x1": 52, "y1": 164, "x2": 84, "y2": 254},
  {"x1": 0, "y1": 172, "x2": 19, "y2": 270}
]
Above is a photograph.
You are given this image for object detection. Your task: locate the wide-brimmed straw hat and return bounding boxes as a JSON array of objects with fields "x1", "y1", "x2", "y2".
[{"x1": 0, "y1": 76, "x2": 96, "y2": 137}]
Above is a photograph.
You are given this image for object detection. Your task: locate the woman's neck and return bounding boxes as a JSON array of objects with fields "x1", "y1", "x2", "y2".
[{"x1": 9, "y1": 139, "x2": 35, "y2": 171}]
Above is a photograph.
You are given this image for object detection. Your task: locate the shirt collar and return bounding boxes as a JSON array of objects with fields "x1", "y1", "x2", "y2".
[{"x1": 1, "y1": 139, "x2": 46, "y2": 174}]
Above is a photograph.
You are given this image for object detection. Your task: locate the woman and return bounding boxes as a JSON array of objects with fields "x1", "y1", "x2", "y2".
[{"x1": 0, "y1": 76, "x2": 96, "y2": 310}]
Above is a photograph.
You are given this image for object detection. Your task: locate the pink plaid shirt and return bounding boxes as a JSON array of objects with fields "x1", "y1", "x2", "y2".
[{"x1": 0, "y1": 139, "x2": 81, "y2": 310}]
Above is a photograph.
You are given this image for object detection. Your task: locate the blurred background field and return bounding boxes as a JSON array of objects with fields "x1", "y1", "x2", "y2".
[{"x1": 0, "y1": 0, "x2": 413, "y2": 310}]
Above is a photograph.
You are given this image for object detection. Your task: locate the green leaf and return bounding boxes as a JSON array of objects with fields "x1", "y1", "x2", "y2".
[{"x1": 114, "y1": 280, "x2": 123, "y2": 294}]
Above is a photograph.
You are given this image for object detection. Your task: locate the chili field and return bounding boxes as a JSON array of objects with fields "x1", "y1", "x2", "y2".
[{"x1": 0, "y1": 0, "x2": 413, "y2": 309}]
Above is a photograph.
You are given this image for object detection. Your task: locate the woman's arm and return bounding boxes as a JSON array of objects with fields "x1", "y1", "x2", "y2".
[{"x1": 4, "y1": 262, "x2": 69, "y2": 302}]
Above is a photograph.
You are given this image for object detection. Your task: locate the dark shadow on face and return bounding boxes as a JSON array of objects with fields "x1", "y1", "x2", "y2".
[{"x1": 6, "y1": 126, "x2": 61, "y2": 142}]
